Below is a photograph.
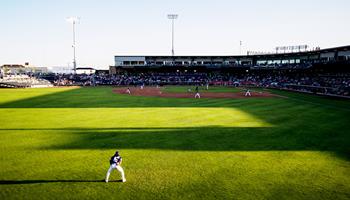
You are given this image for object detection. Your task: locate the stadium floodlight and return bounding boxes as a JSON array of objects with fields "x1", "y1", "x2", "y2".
[
  {"x1": 66, "y1": 17, "x2": 80, "y2": 73},
  {"x1": 167, "y1": 14, "x2": 178, "y2": 56}
]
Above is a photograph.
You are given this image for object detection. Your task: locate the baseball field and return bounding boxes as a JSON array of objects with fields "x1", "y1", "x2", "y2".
[{"x1": 0, "y1": 86, "x2": 349, "y2": 200}]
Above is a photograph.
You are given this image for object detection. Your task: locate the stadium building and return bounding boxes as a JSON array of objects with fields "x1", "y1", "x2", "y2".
[
  {"x1": 1, "y1": 63, "x2": 48, "y2": 75},
  {"x1": 110, "y1": 45, "x2": 350, "y2": 73}
]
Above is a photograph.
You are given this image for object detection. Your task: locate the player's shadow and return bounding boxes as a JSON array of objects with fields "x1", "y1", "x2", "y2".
[{"x1": 0, "y1": 180, "x2": 123, "y2": 185}]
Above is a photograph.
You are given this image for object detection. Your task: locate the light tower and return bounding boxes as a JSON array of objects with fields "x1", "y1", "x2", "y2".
[
  {"x1": 167, "y1": 14, "x2": 178, "y2": 56},
  {"x1": 239, "y1": 41, "x2": 242, "y2": 55},
  {"x1": 66, "y1": 17, "x2": 80, "y2": 73}
]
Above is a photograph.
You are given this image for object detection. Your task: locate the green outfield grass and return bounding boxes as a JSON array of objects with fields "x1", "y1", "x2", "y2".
[{"x1": 0, "y1": 87, "x2": 349, "y2": 200}]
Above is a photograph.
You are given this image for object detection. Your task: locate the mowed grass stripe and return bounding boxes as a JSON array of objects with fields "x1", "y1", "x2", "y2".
[
  {"x1": 0, "y1": 108, "x2": 272, "y2": 129},
  {"x1": 0, "y1": 149, "x2": 349, "y2": 200}
]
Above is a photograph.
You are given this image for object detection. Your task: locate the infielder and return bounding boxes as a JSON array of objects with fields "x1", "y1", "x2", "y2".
[
  {"x1": 126, "y1": 87, "x2": 131, "y2": 94},
  {"x1": 105, "y1": 151, "x2": 126, "y2": 183},
  {"x1": 195, "y1": 86, "x2": 201, "y2": 99},
  {"x1": 245, "y1": 89, "x2": 251, "y2": 97}
]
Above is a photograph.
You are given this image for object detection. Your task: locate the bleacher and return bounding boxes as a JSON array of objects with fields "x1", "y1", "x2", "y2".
[{"x1": 0, "y1": 75, "x2": 53, "y2": 88}]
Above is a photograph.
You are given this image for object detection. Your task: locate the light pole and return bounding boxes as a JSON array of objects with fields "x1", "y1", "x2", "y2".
[
  {"x1": 239, "y1": 41, "x2": 242, "y2": 55},
  {"x1": 66, "y1": 17, "x2": 80, "y2": 73},
  {"x1": 167, "y1": 14, "x2": 178, "y2": 56}
]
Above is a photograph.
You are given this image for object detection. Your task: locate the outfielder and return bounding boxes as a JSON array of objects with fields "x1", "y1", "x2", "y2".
[{"x1": 105, "y1": 151, "x2": 126, "y2": 183}]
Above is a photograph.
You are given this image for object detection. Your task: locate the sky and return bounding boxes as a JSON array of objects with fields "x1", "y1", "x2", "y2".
[{"x1": 0, "y1": 0, "x2": 349, "y2": 69}]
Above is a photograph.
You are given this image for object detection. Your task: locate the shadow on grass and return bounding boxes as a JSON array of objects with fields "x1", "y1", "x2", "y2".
[
  {"x1": 4, "y1": 127, "x2": 345, "y2": 159},
  {"x1": 0, "y1": 180, "x2": 122, "y2": 185},
  {"x1": 0, "y1": 87, "x2": 349, "y2": 160}
]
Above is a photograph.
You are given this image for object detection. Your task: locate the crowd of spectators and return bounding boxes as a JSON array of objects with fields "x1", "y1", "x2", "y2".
[
  {"x1": 38, "y1": 71, "x2": 350, "y2": 97},
  {"x1": 0, "y1": 75, "x2": 52, "y2": 88}
]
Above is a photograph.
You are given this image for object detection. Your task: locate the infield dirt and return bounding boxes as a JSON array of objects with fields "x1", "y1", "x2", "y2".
[{"x1": 113, "y1": 87, "x2": 280, "y2": 99}]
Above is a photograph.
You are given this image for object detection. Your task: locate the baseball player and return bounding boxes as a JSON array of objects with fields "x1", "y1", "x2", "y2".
[
  {"x1": 245, "y1": 89, "x2": 251, "y2": 97},
  {"x1": 105, "y1": 151, "x2": 126, "y2": 183},
  {"x1": 195, "y1": 86, "x2": 201, "y2": 99},
  {"x1": 126, "y1": 87, "x2": 131, "y2": 94}
]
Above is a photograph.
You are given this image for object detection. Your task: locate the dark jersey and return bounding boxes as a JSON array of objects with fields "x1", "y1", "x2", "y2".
[{"x1": 110, "y1": 155, "x2": 122, "y2": 165}]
